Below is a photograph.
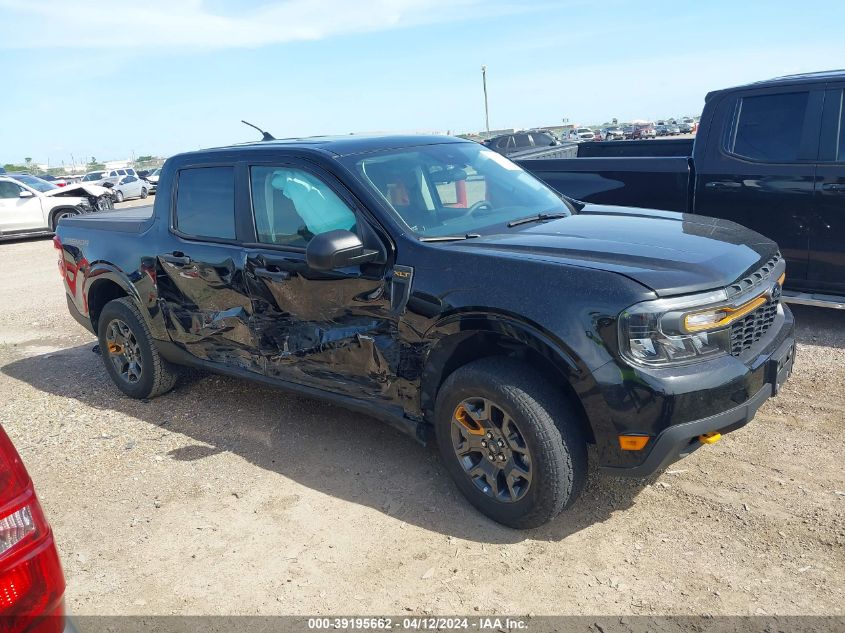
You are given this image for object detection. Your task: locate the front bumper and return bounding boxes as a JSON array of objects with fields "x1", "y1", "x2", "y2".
[{"x1": 592, "y1": 304, "x2": 795, "y2": 475}]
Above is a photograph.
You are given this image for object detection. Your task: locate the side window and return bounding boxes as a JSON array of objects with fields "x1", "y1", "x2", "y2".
[
  {"x1": 728, "y1": 91, "x2": 810, "y2": 162},
  {"x1": 0, "y1": 182, "x2": 22, "y2": 199},
  {"x1": 249, "y1": 166, "x2": 356, "y2": 248},
  {"x1": 513, "y1": 134, "x2": 532, "y2": 148},
  {"x1": 175, "y1": 166, "x2": 235, "y2": 240}
]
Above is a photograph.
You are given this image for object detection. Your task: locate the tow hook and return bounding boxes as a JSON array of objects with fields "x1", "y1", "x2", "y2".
[{"x1": 699, "y1": 432, "x2": 722, "y2": 445}]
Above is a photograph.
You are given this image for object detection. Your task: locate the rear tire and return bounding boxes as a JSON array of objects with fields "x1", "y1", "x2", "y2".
[
  {"x1": 434, "y1": 357, "x2": 587, "y2": 529},
  {"x1": 140, "y1": 187, "x2": 148, "y2": 199},
  {"x1": 97, "y1": 297, "x2": 178, "y2": 399}
]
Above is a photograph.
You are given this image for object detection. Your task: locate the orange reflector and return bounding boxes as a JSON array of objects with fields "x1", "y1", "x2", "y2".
[
  {"x1": 454, "y1": 405, "x2": 485, "y2": 436},
  {"x1": 618, "y1": 435, "x2": 650, "y2": 451},
  {"x1": 699, "y1": 432, "x2": 721, "y2": 445},
  {"x1": 777, "y1": 272, "x2": 786, "y2": 287}
]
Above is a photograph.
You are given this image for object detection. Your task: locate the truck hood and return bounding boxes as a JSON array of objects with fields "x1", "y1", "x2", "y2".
[
  {"x1": 44, "y1": 183, "x2": 109, "y2": 198},
  {"x1": 455, "y1": 204, "x2": 779, "y2": 297}
]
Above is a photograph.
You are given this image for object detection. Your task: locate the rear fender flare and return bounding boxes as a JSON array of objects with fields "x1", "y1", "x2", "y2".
[{"x1": 83, "y1": 263, "x2": 168, "y2": 340}]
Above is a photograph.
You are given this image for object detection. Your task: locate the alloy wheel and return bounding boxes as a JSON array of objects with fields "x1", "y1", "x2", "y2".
[
  {"x1": 105, "y1": 319, "x2": 143, "y2": 384},
  {"x1": 450, "y1": 397, "x2": 532, "y2": 503}
]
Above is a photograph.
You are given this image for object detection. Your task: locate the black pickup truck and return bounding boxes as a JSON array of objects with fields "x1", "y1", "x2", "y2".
[
  {"x1": 520, "y1": 70, "x2": 845, "y2": 309},
  {"x1": 55, "y1": 135, "x2": 795, "y2": 528}
]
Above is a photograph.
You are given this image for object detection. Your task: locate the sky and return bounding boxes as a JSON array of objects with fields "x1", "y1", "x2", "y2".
[{"x1": 0, "y1": 0, "x2": 842, "y2": 167}]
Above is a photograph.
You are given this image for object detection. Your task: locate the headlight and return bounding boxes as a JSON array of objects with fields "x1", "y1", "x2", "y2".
[{"x1": 619, "y1": 272, "x2": 785, "y2": 367}]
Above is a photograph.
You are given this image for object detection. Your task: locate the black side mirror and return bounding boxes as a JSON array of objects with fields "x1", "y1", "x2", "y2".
[{"x1": 305, "y1": 230, "x2": 378, "y2": 271}]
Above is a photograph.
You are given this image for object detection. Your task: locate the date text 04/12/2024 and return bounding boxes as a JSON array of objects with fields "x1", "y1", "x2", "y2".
[{"x1": 306, "y1": 617, "x2": 528, "y2": 630}]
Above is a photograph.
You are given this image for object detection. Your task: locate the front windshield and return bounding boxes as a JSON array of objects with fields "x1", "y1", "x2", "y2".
[
  {"x1": 13, "y1": 174, "x2": 57, "y2": 192},
  {"x1": 82, "y1": 172, "x2": 105, "y2": 181},
  {"x1": 345, "y1": 143, "x2": 569, "y2": 237}
]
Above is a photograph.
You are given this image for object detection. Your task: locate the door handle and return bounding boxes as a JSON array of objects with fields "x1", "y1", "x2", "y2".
[
  {"x1": 160, "y1": 252, "x2": 192, "y2": 265},
  {"x1": 254, "y1": 266, "x2": 290, "y2": 282},
  {"x1": 704, "y1": 181, "x2": 742, "y2": 190},
  {"x1": 821, "y1": 183, "x2": 845, "y2": 192}
]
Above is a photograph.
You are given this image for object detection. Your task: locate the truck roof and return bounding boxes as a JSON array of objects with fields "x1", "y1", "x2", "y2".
[
  {"x1": 706, "y1": 69, "x2": 845, "y2": 100},
  {"x1": 202, "y1": 134, "x2": 468, "y2": 159}
]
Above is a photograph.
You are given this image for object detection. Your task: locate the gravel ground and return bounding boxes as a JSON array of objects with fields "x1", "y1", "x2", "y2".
[{"x1": 0, "y1": 234, "x2": 842, "y2": 616}]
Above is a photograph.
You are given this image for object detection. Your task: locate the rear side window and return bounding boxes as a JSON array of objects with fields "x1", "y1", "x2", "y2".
[
  {"x1": 729, "y1": 91, "x2": 809, "y2": 162},
  {"x1": 175, "y1": 167, "x2": 235, "y2": 240}
]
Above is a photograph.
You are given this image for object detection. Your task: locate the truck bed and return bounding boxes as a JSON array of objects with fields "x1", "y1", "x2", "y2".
[
  {"x1": 58, "y1": 205, "x2": 155, "y2": 234},
  {"x1": 519, "y1": 156, "x2": 691, "y2": 212}
]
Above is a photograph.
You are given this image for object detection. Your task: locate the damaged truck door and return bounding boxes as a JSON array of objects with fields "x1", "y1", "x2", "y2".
[
  {"x1": 157, "y1": 165, "x2": 262, "y2": 373},
  {"x1": 243, "y1": 163, "x2": 400, "y2": 404}
]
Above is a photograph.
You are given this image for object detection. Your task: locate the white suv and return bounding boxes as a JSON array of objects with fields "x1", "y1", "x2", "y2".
[{"x1": 0, "y1": 175, "x2": 96, "y2": 239}]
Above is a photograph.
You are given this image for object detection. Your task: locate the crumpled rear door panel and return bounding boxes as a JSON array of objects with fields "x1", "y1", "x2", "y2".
[{"x1": 157, "y1": 246, "x2": 262, "y2": 374}]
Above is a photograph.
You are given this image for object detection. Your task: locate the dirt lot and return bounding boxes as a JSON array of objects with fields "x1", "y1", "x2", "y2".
[{"x1": 0, "y1": 232, "x2": 843, "y2": 616}]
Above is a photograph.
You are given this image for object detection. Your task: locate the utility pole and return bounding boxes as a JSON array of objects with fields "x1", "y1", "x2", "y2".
[{"x1": 481, "y1": 65, "x2": 490, "y2": 136}]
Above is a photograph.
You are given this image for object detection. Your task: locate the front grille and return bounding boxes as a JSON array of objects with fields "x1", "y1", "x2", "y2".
[{"x1": 730, "y1": 289, "x2": 780, "y2": 356}]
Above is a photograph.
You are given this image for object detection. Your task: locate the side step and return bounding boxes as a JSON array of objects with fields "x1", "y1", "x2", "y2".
[{"x1": 782, "y1": 290, "x2": 845, "y2": 310}]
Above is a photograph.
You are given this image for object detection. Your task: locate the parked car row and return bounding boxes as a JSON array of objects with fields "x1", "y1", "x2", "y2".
[{"x1": 80, "y1": 167, "x2": 160, "y2": 201}]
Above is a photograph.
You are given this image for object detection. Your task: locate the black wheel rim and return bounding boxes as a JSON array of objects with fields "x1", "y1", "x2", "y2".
[
  {"x1": 450, "y1": 397, "x2": 532, "y2": 503},
  {"x1": 105, "y1": 319, "x2": 143, "y2": 384}
]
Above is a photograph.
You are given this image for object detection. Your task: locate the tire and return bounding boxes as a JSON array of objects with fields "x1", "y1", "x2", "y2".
[
  {"x1": 50, "y1": 208, "x2": 78, "y2": 231},
  {"x1": 115, "y1": 190, "x2": 124, "y2": 203},
  {"x1": 434, "y1": 357, "x2": 587, "y2": 529},
  {"x1": 140, "y1": 187, "x2": 148, "y2": 199},
  {"x1": 97, "y1": 297, "x2": 178, "y2": 399}
]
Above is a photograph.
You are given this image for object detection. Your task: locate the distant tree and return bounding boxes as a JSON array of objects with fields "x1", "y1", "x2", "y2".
[
  {"x1": 136, "y1": 155, "x2": 154, "y2": 163},
  {"x1": 4, "y1": 162, "x2": 28, "y2": 172},
  {"x1": 87, "y1": 157, "x2": 105, "y2": 170}
]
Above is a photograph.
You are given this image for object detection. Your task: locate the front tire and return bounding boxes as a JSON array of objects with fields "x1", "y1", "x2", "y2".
[
  {"x1": 434, "y1": 357, "x2": 587, "y2": 529},
  {"x1": 97, "y1": 297, "x2": 178, "y2": 399},
  {"x1": 140, "y1": 187, "x2": 148, "y2": 199},
  {"x1": 50, "y1": 208, "x2": 78, "y2": 231},
  {"x1": 115, "y1": 190, "x2": 124, "y2": 203}
]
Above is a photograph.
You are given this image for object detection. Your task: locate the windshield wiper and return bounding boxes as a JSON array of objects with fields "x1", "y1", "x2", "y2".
[
  {"x1": 507, "y1": 212, "x2": 569, "y2": 228},
  {"x1": 418, "y1": 233, "x2": 481, "y2": 242}
]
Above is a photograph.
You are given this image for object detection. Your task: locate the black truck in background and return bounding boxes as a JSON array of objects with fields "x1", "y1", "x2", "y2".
[{"x1": 519, "y1": 70, "x2": 845, "y2": 308}]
